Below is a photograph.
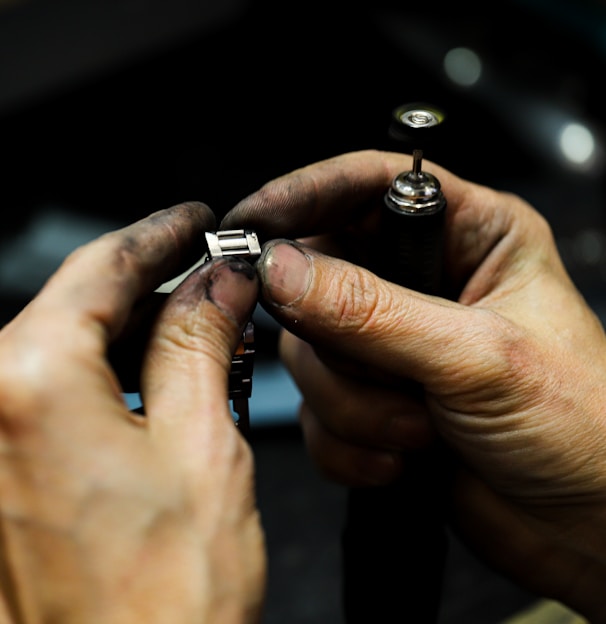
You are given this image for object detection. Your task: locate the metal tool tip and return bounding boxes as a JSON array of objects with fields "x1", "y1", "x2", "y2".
[{"x1": 412, "y1": 149, "x2": 423, "y2": 175}]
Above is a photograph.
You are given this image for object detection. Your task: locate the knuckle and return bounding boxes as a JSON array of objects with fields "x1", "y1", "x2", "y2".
[
  {"x1": 448, "y1": 310, "x2": 538, "y2": 397},
  {"x1": 158, "y1": 316, "x2": 233, "y2": 371},
  {"x1": 0, "y1": 342, "x2": 52, "y2": 438},
  {"x1": 64, "y1": 234, "x2": 145, "y2": 289},
  {"x1": 327, "y1": 265, "x2": 396, "y2": 337}
]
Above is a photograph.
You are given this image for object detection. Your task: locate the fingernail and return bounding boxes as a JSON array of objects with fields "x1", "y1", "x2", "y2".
[
  {"x1": 176, "y1": 258, "x2": 258, "y2": 325},
  {"x1": 259, "y1": 241, "x2": 312, "y2": 306},
  {"x1": 187, "y1": 258, "x2": 257, "y2": 325}
]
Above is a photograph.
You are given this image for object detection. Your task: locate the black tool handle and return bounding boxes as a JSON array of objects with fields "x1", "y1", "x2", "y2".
[
  {"x1": 377, "y1": 206, "x2": 445, "y2": 294},
  {"x1": 342, "y1": 178, "x2": 448, "y2": 623}
]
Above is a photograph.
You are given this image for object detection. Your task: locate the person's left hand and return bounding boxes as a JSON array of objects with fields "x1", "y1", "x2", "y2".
[{"x1": 0, "y1": 202, "x2": 266, "y2": 623}]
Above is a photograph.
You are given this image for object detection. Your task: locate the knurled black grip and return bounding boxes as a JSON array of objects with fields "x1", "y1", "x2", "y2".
[{"x1": 376, "y1": 202, "x2": 446, "y2": 295}]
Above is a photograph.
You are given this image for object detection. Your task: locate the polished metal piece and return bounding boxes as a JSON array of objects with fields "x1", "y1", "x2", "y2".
[
  {"x1": 398, "y1": 107, "x2": 441, "y2": 129},
  {"x1": 388, "y1": 102, "x2": 447, "y2": 144},
  {"x1": 385, "y1": 149, "x2": 445, "y2": 214},
  {"x1": 204, "y1": 230, "x2": 261, "y2": 259},
  {"x1": 392, "y1": 102, "x2": 446, "y2": 130}
]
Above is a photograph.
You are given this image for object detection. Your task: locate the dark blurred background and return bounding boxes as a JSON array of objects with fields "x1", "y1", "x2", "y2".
[{"x1": 1, "y1": 0, "x2": 604, "y2": 621}]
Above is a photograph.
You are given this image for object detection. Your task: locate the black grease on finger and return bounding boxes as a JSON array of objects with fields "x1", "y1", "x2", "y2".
[
  {"x1": 115, "y1": 201, "x2": 216, "y2": 291},
  {"x1": 108, "y1": 259, "x2": 258, "y2": 394},
  {"x1": 220, "y1": 152, "x2": 390, "y2": 241},
  {"x1": 177, "y1": 257, "x2": 259, "y2": 327},
  {"x1": 207, "y1": 258, "x2": 258, "y2": 327}
]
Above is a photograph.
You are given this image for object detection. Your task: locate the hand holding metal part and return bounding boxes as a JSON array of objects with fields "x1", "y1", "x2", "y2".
[
  {"x1": 0, "y1": 203, "x2": 266, "y2": 622},
  {"x1": 204, "y1": 231, "x2": 261, "y2": 433},
  {"x1": 156, "y1": 229, "x2": 261, "y2": 433}
]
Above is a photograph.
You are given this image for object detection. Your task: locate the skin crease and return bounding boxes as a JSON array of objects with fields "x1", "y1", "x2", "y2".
[
  {"x1": 0, "y1": 202, "x2": 266, "y2": 623},
  {"x1": 222, "y1": 149, "x2": 606, "y2": 621}
]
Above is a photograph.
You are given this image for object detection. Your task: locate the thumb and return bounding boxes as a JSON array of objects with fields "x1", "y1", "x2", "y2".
[
  {"x1": 256, "y1": 239, "x2": 510, "y2": 394},
  {"x1": 141, "y1": 257, "x2": 259, "y2": 455}
]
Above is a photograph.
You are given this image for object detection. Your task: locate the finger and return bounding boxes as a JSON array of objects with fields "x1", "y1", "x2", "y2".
[
  {"x1": 221, "y1": 150, "x2": 416, "y2": 239},
  {"x1": 256, "y1": 240, "x2": 515, "y2": 396},
  {"x1": 141, "y1": 257, "x2": 259, "y2": 466},
  {"x1": 0, "y1": 203, "x2": 217, "y2": 437},
  {"x1": 31, "y1": 202, "x2": 216, "y2": 343},
  {"x1": 298, "y1": 401, "x2": 404, "y2": 487},
  {"x1": 222, "y1": 150, "x2": 557, "y2": 297},
  {"x1": 279, "y1": 331, "x2": 434, "y2": 450}
]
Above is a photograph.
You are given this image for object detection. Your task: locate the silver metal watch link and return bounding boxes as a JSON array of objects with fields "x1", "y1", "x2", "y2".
[{"x1": 204, "y1": 230, "x2": 261, "y2": 260}]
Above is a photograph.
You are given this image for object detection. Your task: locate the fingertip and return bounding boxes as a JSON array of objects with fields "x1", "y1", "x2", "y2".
[
  {"x1": 257, "y1": 240, "x2": 312, "y2": 308},
  {"x1": 176, "y1": 257, "x2": 259, "y2": 328},
  {"x1": 141, "y1": 257, "x2": 259, "y2": 427}
]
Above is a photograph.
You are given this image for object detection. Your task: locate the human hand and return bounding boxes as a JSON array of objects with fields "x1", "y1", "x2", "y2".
[
  {"x1": 223, "y1": 150, "x2": 606, "y2": 619},
  {"x1": 0, "y1": 203, "x2": 265, "y2": 623}
]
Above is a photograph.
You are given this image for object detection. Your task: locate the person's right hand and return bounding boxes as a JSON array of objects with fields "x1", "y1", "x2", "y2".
[{"x1": 223, "y1": 150, "x2": 606, "y2": 620}]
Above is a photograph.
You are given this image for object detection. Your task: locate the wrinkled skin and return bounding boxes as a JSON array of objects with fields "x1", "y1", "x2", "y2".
[
  {"x1": 0, "y1": 202, "x2": 266, "y2": 623},
  {"x1": 223, "y1": 150, "x2": 606, "y2": 621}
]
